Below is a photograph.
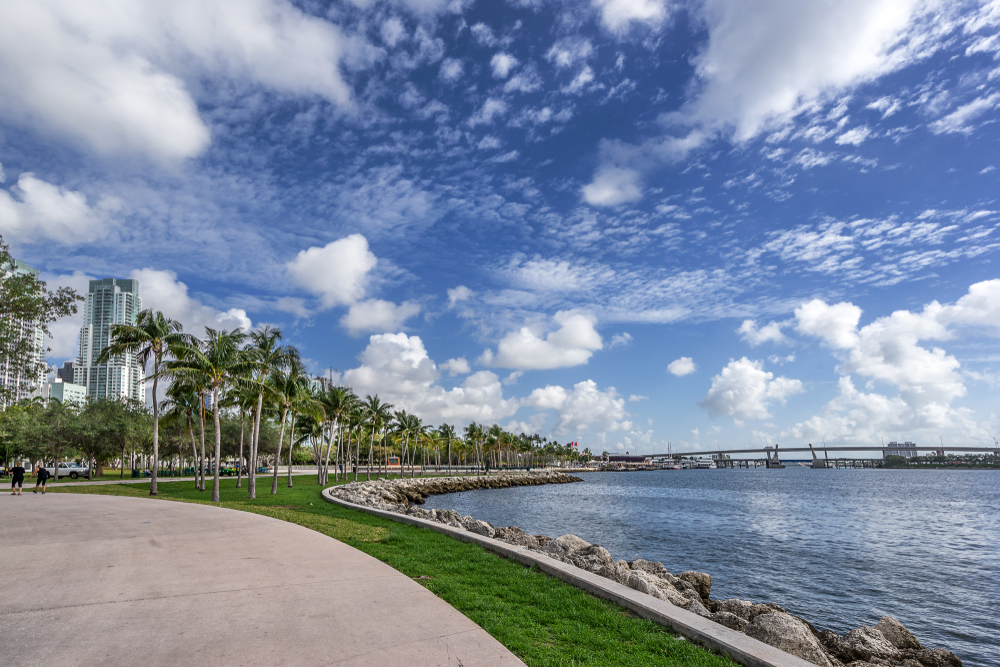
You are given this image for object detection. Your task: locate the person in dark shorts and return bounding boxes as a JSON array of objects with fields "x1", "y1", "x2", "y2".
[
  {"x1": 34, "y1": 464, "x2": 51, "y2": 493},
  {"x1": 10, "y1": 462, "x2": 26, "y2": 495}
]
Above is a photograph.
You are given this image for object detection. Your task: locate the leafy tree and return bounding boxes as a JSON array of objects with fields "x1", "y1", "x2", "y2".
[{"x1": 0, "y1": 238, "x2": 82, "y2": 406}]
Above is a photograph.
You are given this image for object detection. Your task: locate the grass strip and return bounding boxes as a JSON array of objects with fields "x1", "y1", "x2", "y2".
[{"x1": 53, "y1": 477, "x2": 735, "y2": 667}]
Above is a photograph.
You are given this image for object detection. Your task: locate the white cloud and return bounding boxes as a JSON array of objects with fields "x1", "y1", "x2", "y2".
[
  {"x1": 480, "y1": 310, "x2": 603, "y2": 370},
  {"x1": 564, "y1": 66, "x2": 596, "y2": 93},
  {"x1": 609, "y1": 332, "x2": 633, "y2": 347},
  {"x1": 667, "y1": 356, "x2": 697, "y2": 376},
  {"x1": 340, "y1": 299, "x2": 420, "y2": 336},
  {"x1": 441, "y1": 357, "x2": 471, "y2": 376},
  {"x1": 438, "y1": 57, "x2": 464, "y2": 81},
  {"x1": 129, "y1": 268, "x2": 252, "y2": 335},
  {"x1": 787, "y1": 281, "x2": 1000, "y2": 443},
  {"x1": 836, "y1": 125, "x2": 873, "y2": 145},
  {"x1": 0, "y1": 174, "x2": 122, "y2": 246},
  {"x1": 39, "y1": 270, "x2": 95, "y2": 361},
  {"x1": 286, "y1": 234, "x2": 378, "y2": 308},
  {"x1": 502, "y1": 371, "x2": 523, "y2": 386},
  {"x1": 593, "y1": 0, "x2": 670, "y2": 34},
  {"x1": 490, "y1": 53, "x2": 518, "y2": 78},
  {"x1": 628, "y1": 394, "x2": 648, "y2": 402},
  {"x1": 582, "y1": 166, "x2": 642, "y2": 206},
  {"x1": 380, "y1": 17, "x2": 407, "y2": 47},
  {"x1": 682, "y1": 0, "x2": 948, "y2": 141},
  {"x1": 737, "y1": 319, "x2": 788, "y2": 346},
  {"x1": 929, "y1": 93, "x2": 1000, "y2": 135},
  {"x1": 545, "y1": 39, "x2": 594, "y2": 68},
  {"x1": 699, "y1": 357, "x2": 804, "y2": 425},
  {"x1": 523, "y1": 379, "x2": 629, "y2": 435},
  {"x1": 795, "y1": 299, "x2": 863, "y2": 348},
  {"x1": 468, "y1": 98, "x2": 508, "y2": 126},
  {"x1": 447, "y1": 285, "x2": 473, "y2": 307},
  {"x1": 0, "y1": 0, "x2": 354, "y2": 161},
  {"x1": 341, "y1": 333, "x2": 519, "y2": 425}
]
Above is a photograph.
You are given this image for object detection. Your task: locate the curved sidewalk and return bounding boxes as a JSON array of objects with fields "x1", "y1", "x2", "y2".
[{"x1": 0, "y1": 494, "x2": 525, "y2": 667}]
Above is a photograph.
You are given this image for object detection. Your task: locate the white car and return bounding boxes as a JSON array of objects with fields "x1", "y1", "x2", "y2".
[{"x1": 42, "y1": 462, "x2": 90, "y2": 479}]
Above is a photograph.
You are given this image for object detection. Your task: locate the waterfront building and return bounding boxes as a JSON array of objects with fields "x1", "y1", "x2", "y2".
[
  {"x1": 0, "y1": 259, "x2": 46, "y2": 407},
  {"x1": 884, "y1": 441, "x2": 918, "y2": 459},
  {"x1": 40, "y1": 377, "x2": 88, "y2": 405},
  {"x1": 74, "y1": 278, "x2": 144, "y2": 403}
]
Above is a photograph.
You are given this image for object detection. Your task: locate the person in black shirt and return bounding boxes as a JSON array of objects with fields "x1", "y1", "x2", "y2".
[
  {"x1": 34, "y1": 464, "x2": 51, "y2": 494},
  {"x1": 10, "y1": 462, "x2": 25, "y2": 495}
]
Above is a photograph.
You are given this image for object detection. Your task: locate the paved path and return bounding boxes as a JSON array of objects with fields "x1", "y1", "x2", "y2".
[{"x1": 0, "y1": 493, "x2": 525, "y2": 667}]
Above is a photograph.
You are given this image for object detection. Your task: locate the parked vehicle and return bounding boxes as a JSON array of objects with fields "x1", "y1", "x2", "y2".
[{"x1": 43, "y1": 462, "x2": 91, "y2": 479}]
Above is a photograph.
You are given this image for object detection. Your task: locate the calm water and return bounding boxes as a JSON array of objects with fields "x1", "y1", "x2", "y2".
[{"x1": 422, "y1": 468, "x2": 1000, "y2": 666}]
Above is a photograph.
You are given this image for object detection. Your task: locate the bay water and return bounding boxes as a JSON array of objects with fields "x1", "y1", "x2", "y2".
[{"x1": 421, "y1": 467, "x2": 999, "y2": 666}]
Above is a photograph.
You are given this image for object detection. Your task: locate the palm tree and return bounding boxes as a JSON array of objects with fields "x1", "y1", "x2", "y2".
[
  {"x1": 222, "y1": 383, "x2": 256, "y2": 488},
  {"x1": 287, "y1": 377, "x2": 323, "y2": 488},
  {"x1": 161, "y1": 381, "x2": 201, "y2": 480},
  {"x1": 439, "y1": 424, "x2": 456, "y2": 475},
  {"x1": 171, "y1": 328, "x2": 250, "y2": 502},
  {"x1": 361, "y1": 395, "x2": 393, "y2": 481},
  {"x1": 97, "y1": 309, "x2": 186, "y2": 495},
  {"x1": 244, "y1": 326, "x2": 297, "y2": 499},
  {"x1": 319, "y1": 386, "x2": 355, "y2": 484},
  {"x1": 268, "y1": 359, "x2": 309, "y2": 494}
]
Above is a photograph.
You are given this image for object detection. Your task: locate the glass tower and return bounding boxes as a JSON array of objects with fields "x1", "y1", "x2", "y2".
[{"x1": 75, "y1": 278, "x2": 144, "y2": 403}]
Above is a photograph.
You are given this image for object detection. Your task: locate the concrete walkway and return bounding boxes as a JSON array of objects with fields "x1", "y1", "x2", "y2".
[{"x1": 0, "y1": 493, "x2": 525, "y2": 667}]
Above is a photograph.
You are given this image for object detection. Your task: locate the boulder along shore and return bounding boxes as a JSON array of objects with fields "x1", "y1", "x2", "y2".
[{"x1": 328, "y1": 472, "x2": 962, "y2": 667}]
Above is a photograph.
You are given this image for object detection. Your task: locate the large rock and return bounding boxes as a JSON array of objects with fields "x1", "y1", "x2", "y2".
[
  {"x1": 493, "y1": 526, "x2": 540, "y2": 549},
  {"x1": 716, "y1": 598, "x2": 754, "y2": 621},
  {"x1": 625, "y1": 570, "x2": 689, "y2": 606},
  {"x1": 461, "y1": 518, "x2": 495, "y2": 538},
  {"x1": 745, "y1": 612, "x2": 833, "y2": 667},
  {"x1": 599, "y1": 560, "x2": 633, "y2": 585},
  {"x1": 679, "y1": 571, "x2": 713, "y2": 602},
  {"x1": 874, "y1": 616, "x2": 922, "y2": 650},
  {"x1": 554, "y1": 534, "x2": 591, "y2": 553},
  {"x1": 900, "y1": 648, "x2": 962, "y2": 667},
  {"x1": 685, "y1": 598, "x2": 713, "y2": 618},
  {"x1": 568, "y1": 544, "x2": 614, "y2": 572},
  {"x1": 711, "y1": 610, "x2": 749, "y2": 632},
  {"x1": 749, "y1": 602, "x2": 786, "y2": 620},
  {"x1": 833, "y1": 627, "x2": 900, "y2": 663}
]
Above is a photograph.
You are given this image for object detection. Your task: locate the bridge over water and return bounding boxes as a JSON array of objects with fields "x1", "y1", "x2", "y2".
[{"x1": 644, "y1": 445, "x2": 1000, "y2": 459}]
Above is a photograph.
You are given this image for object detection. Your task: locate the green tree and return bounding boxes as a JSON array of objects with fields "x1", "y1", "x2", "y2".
[
  {"x1": 244, "y1": 326, "x2": 296, "y2": 499},
  {"x1": 97, "y1": 309, "x2": 186, "y2": 495},
  {"x1": 0, "y1": 238, "x2": 83, "y2": 407}
]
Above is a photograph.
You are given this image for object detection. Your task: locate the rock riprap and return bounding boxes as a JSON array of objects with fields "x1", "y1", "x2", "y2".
[{"x1": 328, "y1": 473, "x2": 962, "y2": 667}]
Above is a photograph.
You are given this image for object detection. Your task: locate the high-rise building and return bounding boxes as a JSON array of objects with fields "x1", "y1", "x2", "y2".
[
  {"x1": 56, "y1": 360, "x2": 76, "y2": 382},
  {"x1": 75, "y1": 278, "x2": 144, "y2": 403},
  {"x1": 0, "y1": 259, "x2": 46, "y2": 407}
]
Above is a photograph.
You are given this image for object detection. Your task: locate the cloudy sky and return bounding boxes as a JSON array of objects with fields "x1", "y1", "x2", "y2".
[{"x1": 2, "y1": 0, "x2": 999, "y2": 454}]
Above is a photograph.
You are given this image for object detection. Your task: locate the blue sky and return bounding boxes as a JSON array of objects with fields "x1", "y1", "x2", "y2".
[{"x1": 1, "y1": 0, "x2": 999, "y2": 453}]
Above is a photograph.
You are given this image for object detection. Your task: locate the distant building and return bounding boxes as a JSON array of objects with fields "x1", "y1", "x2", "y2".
[
  {"x1": 884, "y1": 441, "x2": 918, "y2": 459},
  {"x1": 75, "y1": 278, "x2": 144, "y2": 403},
  {"x1": 41, "y1": 378, "x2": 88, "y2": 406},
  {"x1": 605, "y1": 455, "x2": 651, "y2": 468},
  {"x1": 0, "y1": 259, "x2": 46, "y2": 407},
  {"x1": 56, "y1": 360, "x2": 76, "y2": 383}
]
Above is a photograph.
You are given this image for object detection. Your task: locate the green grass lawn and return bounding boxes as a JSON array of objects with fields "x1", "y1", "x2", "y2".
[{"x1": 53, "y1": 476, "x2": 734, "y2": 667}]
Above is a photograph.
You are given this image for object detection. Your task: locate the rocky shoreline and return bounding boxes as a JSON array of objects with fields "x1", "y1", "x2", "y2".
[{"x1": 328, "y1": 473, "x2": 963, "y2": 667}]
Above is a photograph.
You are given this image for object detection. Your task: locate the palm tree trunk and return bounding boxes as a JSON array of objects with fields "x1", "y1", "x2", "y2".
[
  {"x1": 237, "y1": 410, "x2": 244, "y2": 488},
  {"x1": 366, "y1": 425, "x2": 375, "y2": 481},
  {"x1": 322, "y1": 419, "x2": 338, "y2": 485},
  {"x1": 271, "y1": 406, "x2": 288, "y2": 495},
  {"x1": 198, "y1": 396, "x2": 207, "y2": 491},
  {"x1": 249, "y1": 392, "x2": 263, "y2": 499},
  {"x1": 187, "y1": 415, "x2": 197, "y2": 478},
  {"x1": 287, "y1": 411, "x2": 296, "y2": 488},
  {"x1": 448, "y1": 438, "x2": 452, "y2": 475},
  {"x1": 211, "y1": 386, "x2": 223, "y2": 503},
  {"x1": 150, "y1": 366, "x2": 160, "y2": 495}
]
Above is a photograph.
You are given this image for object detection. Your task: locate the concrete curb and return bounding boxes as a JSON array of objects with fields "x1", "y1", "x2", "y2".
[{"x1": 321, "y1": 487, "x2": 817, "y2": 667}]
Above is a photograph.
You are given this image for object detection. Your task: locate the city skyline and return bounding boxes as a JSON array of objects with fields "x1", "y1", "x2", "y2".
[{"x1": 1, "y1": 1, "x2": 999, "y2": 452}]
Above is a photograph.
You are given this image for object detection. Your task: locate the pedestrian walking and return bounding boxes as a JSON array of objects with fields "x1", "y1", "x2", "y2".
[
  {"x1": 33, "y1": 464, "x2": 51, "y2": 494},
  {"x1": 10, "y1": 462, "x2": 26, "y2": 495}
]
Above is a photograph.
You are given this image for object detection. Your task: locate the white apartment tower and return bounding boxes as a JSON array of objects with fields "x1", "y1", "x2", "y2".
[
  {"x1": 0, "y1": 259, "x2": 46, "y2": 407},
  {"x1": 75, "y1": 278, "x2": 144, "y2": 403}
]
